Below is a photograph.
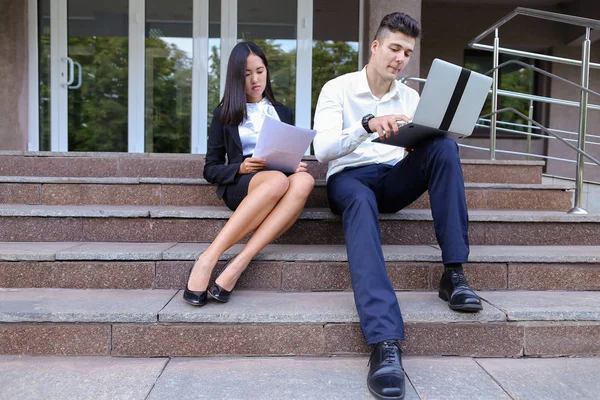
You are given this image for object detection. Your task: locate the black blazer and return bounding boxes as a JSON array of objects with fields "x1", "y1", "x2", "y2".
[{"x1": 204, "y1": 103, "x2": 294, "y2": 199}]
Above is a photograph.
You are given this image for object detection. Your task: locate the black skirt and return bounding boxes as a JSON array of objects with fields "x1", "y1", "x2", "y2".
[{"x1": 222, "y1": 172, "x2": 258, "y2": 211}]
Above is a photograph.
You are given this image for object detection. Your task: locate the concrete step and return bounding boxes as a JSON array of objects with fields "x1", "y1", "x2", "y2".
[
  {"x1": 0, "y1": 176, "x2": 573, "y2": 210},
  {"x1": 1, "y1": 242, "x2": 600, "y2": 291},
  {"x1": 1, "y1": 288, "x2": 599, "y2": 357},
  {"x1": 0, "y1": 151, "x2": 545, "y2": 183},
  {"x1": 0, "y1": 204, "x2": 598, "y2": 245},
  {"x1": 2, "y1": 355, "x2": 600, "y2": 399},
  {"x1": 3, "y1": 355, "x2": 600, "y2": 399}
]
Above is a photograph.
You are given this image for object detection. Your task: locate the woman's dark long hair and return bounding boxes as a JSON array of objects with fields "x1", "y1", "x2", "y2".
[{"x1": 219, "y1": 42, "x2": 278, "y2": 126}]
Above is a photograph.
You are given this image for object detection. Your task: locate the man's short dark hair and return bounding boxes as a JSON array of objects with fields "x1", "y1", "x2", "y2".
[{"x1": 374, "y1": 12, "x2": 421, "y2": 42}]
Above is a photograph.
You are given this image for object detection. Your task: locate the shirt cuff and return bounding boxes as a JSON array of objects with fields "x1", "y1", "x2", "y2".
[{"x1": 350, "y1": 119, "x2": 371, "y2": 142}]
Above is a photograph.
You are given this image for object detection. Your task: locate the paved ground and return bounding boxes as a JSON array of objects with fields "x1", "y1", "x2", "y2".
[{"x1": 1, "y1": 355, "x2": 599, "y2": 399}]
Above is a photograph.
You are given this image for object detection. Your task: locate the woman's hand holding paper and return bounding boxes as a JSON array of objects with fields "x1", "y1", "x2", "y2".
[
  {"x1": 295, "y1": 162, "x2": 308, "y2": 173},
  {"x1": 239, "y1": 157, "x2": 267, "y2": 174}
]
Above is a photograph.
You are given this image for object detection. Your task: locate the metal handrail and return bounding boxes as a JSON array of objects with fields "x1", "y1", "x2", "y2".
[
  {"x1": 458, "y1": 143, "x2": 600, "y2": 166},
  {"x1": 469, "y1": 44, "x2": 600, "y2": 69},
  {"x1": 469, "y1": 7, "x2": 600, "y2": 70},
  {"x1": 400, "y1": 75, "x2": 600, "y2": 110},
  {"x1": 481, "y1": 107, "x2": 600, "y2": 166},
  {"x1": 478, "y1": 119, "x2": 600, "y2": 140},
  {"x1": 471, "y1": 7, "x2": 600, "y2": 39},
  {"x1": 468, "y1": 7, "x2": 598, "y2": 213},
  {"x1": 474, "y1": 124, "x2": 600, "y2": 146},
  {"x1": 485, "y1": 60, "x2": 600, "y2": 98}
]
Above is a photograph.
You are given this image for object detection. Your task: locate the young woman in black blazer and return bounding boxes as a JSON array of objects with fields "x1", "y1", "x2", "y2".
[{"x1": 183, "y1": 42, "x2": 315, "y2": 306}]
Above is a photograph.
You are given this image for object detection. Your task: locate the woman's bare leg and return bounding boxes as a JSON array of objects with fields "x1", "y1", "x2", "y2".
[
  {"x1": 186, "y1": 171, "x2": 290, "y2": 291},
  {"x1": 215, "y1": 172, "x2": 315, "y2": 290}
]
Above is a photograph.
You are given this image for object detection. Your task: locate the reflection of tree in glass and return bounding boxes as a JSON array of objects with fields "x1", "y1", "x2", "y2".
[
  {"x1": 311, "y1": 41, "x2": 358, "y2": 125},
  {"x1": 499, "y1": 67, "x2": 534, "y2": 132},
  {"x1": 67, "y1": 36, "x2": 129, "y2": 152},
  {"x1": 39, "y1": 34, "x2": 51, "y2": 151},
  {"x1": 145, "y1": 38, "x2": 192, "y2": 153},
  {"x1": 466, "y1": 57, "x2": 535, "y2": 133},
  {"x1": 65, "y1": 36, "x2": 194, "y2": 153},
  {"x1": 207, "y1": 45, "x2": 221, "y2": 128},
  {"x1": 45, "y1": 36, "x2": 359, "y2": 154}
]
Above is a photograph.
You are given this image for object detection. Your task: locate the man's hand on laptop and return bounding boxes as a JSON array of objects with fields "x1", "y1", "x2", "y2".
[{"x1": 368, "y1": 115, "x2": 411, "y2": 140}]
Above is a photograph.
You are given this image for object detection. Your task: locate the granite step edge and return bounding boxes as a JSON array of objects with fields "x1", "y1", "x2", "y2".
[
  {"x1": 0, "y1": 204, "x2": 595, "y2": 221},
  {"x1": 2, "y1": 242, "x2": 600, "y2": 264},
  {"x1": 1, "y1": 288, "x2": 600, "y2": 324},
  {"x1": 0, "y1": 176, "x2": 570, "y2": 190}
]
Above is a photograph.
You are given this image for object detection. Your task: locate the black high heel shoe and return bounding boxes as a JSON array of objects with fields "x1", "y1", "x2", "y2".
[
  {"x1": 182, "y1": 258, "x2": 208, "y2": 307},
  {"x1": 208, "y1": 258, "x2": 236, "y2": 303}
]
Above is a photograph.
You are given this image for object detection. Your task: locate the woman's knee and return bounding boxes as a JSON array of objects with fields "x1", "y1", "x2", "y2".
[
  {"x1": 254, "y1": 171, "x2": 290, "y2": 197},
  {"x1": 288, "y1": 172, "x2": 315, "y2": 197}
]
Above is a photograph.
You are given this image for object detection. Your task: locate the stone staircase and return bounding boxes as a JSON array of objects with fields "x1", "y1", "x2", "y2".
[{"x1": 1, "y1": 151, "x2": 599, "y2": 362}]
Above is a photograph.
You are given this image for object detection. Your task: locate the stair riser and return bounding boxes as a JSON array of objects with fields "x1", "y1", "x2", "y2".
[
  {"x1": 461, "y1": 164, "x2": 542, "y2": 184},
  {"x1": 0, "y1": 155, "x2": 542, "y2": 183},
  {"x1": 0, "y1": 156, "x2": 207, "y2": 179},
  {"x1": 2, "y1": 261, "x2": 599, "y2": 291},
  {"x1": 1, "y1": 322, "x2": 598, "y2": 357},
  {"x1": 1, "y1": 218, "x2": 598, "y2": 245},
  {"x1": 0, "y1": 183, "x2": 572, "y2": 211}
]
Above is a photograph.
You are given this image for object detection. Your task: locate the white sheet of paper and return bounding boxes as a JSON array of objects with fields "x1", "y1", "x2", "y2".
[{"x1": 253, "y1": 114, "x2": 316, "y2": 173}]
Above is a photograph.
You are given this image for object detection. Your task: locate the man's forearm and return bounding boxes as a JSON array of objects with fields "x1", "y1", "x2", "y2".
[
  {"x1": 313, "y1": 84, "x2": 371, "y2": 163},
  {"x1": 313, "y1": 120, "x2": 370, "y2": 164}
]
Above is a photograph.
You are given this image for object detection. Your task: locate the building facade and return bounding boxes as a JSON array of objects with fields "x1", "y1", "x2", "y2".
[{"x1": 1, "y1": 0, "x2": 599, "y2": 181}]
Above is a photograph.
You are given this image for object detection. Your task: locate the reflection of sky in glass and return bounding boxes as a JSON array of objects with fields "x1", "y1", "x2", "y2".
[
  {"x1": 162, "y1": 38, "x2": 193, "y2": 57},
  {"x1": 161, "y1": 38, "x2": 358, "y2": 54},
  {"x1": 161, "y1": 38, "x2": 220, "y2": 69},
  {"x1": 158, "y1": 38, "x2": 358, "y2": 68}
]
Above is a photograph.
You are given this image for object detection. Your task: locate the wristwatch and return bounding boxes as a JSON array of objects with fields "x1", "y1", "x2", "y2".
[{"x1": 362, "y1": 114, "x2": 375, "y2": 133}]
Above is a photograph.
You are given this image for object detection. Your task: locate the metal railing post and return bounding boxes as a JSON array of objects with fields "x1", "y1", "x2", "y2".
[
  {"x1": 490, "y1": 29, "x2": 500, "y2": 160},
  {"x1": 526, "y1": 99, "x2": 533, "y2": 159},
  {"x1": 569, "y1": 28, "x2": 591, "y2": 214}
]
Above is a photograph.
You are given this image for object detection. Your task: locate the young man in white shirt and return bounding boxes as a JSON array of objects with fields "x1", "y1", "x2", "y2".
[{"x1": 313, "y1": 12, "x2": 482, "y2": 400}]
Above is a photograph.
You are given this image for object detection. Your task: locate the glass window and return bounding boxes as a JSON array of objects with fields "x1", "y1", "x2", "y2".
[
  {"x1": 38, "y1": 0, "x2": 51, "y2": 151},
  {"x1": 67, "y1": 1, "x2": 129, "y2": 152},
  {"x1": 465, "y1": 50, "x2": 536, "y2": 136},
  {"x1": 237, "y1": 0, "x2": 298, "y2": 112},
  {"x1": 145, "y1": 1, "x2": 193, "y2": 153},
  {"x1": 208, "y1": 0, "x2": 221, "y2": 128},
  {"x1": 312, "y1": 0, "x2": 360, "y2": 125}
]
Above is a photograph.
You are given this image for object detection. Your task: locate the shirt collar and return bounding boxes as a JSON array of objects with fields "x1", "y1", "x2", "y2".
[{"x1": 354, "y1": 66, "x2": 402, "y2": 100}]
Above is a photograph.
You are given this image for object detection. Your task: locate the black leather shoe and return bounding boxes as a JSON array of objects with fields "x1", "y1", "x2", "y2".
[
  {"x1": 367, "y1": 340, "x2": 405, "y2": 400},
  {"x1": 438, "y1": 270, "x2": 483, "y2": 312},
  {"x1": 208, "y1": 258, "x2": 235, "y2": 303},
  {"x1": 208, "y1": 282, "x2": 232, "y2": 303},
  {"x1": 182, "y1": 264, "x2": 208, "y2": 307}
]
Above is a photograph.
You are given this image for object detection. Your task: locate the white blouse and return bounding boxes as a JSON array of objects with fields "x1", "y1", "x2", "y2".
[{"x1": 238, "y1": 98, "x2": 281, "y2": 156}]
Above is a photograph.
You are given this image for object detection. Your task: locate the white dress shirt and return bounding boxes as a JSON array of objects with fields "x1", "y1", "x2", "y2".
[
  {"x1": 313, "y1": 67, "x2": 420, "y2": 180},
  {"x1": 239, "y1": 98, "x2": 281, "y2": 156}
]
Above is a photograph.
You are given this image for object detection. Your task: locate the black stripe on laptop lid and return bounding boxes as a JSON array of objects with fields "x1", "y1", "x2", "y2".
[{"x1": 439, "y1": 68, "x2": 471, "y2": 131}]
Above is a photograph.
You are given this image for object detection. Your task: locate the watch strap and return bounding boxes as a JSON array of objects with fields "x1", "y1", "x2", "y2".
[{"x1": 362, "y1": 114, "x2": 375, "y2": 133}]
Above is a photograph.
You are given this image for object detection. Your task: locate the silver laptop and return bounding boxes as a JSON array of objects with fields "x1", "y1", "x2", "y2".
[{"x1": 372, "y1": 58, "x2": 493, "y2": 148}]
